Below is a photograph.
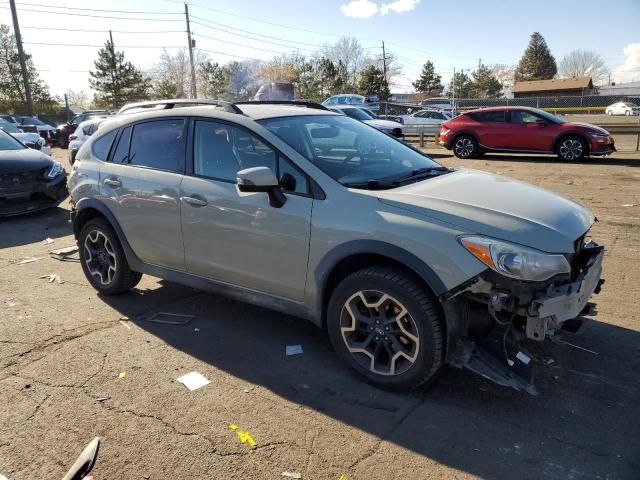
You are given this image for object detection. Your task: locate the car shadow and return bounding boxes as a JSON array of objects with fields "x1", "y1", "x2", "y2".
[
  {"x1": 99, "y1": 281, "x2": 640, "y2": 479},
  {"x1": 472, "y1": 154, "x2": 640, "y2": 167},
  {"x1": 0, "y1": 205, "x2": 72, "y2": 249}
]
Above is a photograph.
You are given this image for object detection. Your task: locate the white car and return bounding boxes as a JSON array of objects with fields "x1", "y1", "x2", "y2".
[
  {"x1": 400, "y1": 109, "x2": 451, "y2": 131},
  {"x1": 69, "y1": 117, "x2": 108, "y2": 164},
  {"x1": 329, "y1": 106, "x2": 403, "y2": 138},
  {"x1": 0, "y1": 118, "x2": 51, "y2": 155},
  {"x1": 605, "y1": 101, "x2": 640, "y2": 116}
]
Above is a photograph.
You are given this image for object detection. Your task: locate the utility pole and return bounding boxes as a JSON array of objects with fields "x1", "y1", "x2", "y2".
[
  {"x1": 381, "y1": 41, "x2": 388, "y2": 84},
  {"x1": 452, "y1": 66, "x2": 456, "y2": 116},
  {"x1": 478, "y1": 58, "x2": 481, "y2": 71},
  {"x1": 9, "y1": 0, "x2": 33, "y2": 116},
  {"x1": 185, "y1": 3, "x2": 197, "y2": 98}
]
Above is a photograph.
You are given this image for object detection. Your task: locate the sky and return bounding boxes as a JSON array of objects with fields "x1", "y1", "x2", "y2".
[{"x1": 0, "y1": 0, "x2": 639, "y2": 98}]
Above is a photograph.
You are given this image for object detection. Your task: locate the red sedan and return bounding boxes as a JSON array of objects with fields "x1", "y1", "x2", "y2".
[{"x1": 439, "y1": 107, "x2": 615, "y2": 161}]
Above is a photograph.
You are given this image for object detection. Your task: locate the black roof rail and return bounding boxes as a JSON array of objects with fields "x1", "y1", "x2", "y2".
[
  {"x1": 235, "y1": 100, "x2": 329, "y2": 111},
  {"x1": 117, "y1": 99, "x2": 243, "y2": 115}
]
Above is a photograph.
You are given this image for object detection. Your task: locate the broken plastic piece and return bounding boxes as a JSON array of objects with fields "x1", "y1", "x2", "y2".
[
  {"x1": 119, "y1": 372, "x2": 127, "y2": 379},
  {"x1": 286, "y1": 345, "x2": 303, "y2": 356},
  {"x1": 228, "y1": 424, "x2": 256, "y2": 449},
  {"x1": 18, "y1": 257, "x2": 41, "y2": 265},
  {"x1": 176, "y1": 371, "x2": 210, "y2": 391},
  {"x1": 43, "y1": 237, "x2": 54, "y2": 244},
  {"x1": 516, "y1": 351, "x2": 531, "y2": 365},
  {"x1": 146, "y1": 312, "x2": 194, "y2": 325},
  {"x1": 50, "y1": 245, "x2": 80, "y2": 261},
  {"x1": 338, "y1": 475, "x2": 348, "y2": 480},
  {"x1": 40, "y1": 274, "x2": 64, "y2": 284},
  {"x1": 119, "y1": 320, "x2": 131, "y2": 330}
]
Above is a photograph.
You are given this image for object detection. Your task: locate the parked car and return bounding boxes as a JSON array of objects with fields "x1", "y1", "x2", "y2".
[
  {"x1": 329, "y1": 106, "x2": 403, "y2": 138},
  {"x1": 0, "y1": 128, "x2": 67, "y2": 217},
  {"x1": 322, "y1": 94, "x2": 380, "y2": 112},
  {"x1": 420, "y1": 98, "x2": 454, "y2": 114},
  {"x1": 56, "y1": 110, "x2": 111, "y2": 149},
  {"x1": 254, "y1": 82, "x2": 295, "y2": 101},
  {"x1": 0, "y1": 118, "x2": 51, "y2": 155},
  {"x1": 401, "y1": 109, "x2": 450, "y2": 131},
  {"x1": 16, "y1": 116, "x2": 57, "y2": 145},
  {"x1": 68, "y1": 99, "x2": 604, "y2": 395},
  {"x1": 69, "y1": 117, "x2": 109, "y2": 164},
  {"x1": 440, "y1": 107, "x2": 616, "y2": 161},
  {"x1": 605, "y1": 101, "x2": 640, "y2": 116}
]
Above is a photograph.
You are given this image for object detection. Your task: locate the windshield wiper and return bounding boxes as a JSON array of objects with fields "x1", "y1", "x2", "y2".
[
  {"x1": 343, "y1": 179, "x2": 398, "y2": 190},
  {"x1": 390, "y1": 166, "x2": 451, "y2": 184}
]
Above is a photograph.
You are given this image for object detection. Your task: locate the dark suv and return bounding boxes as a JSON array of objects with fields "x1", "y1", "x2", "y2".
[
  {"x1": 440, "y1": 107, "x2": 615, "y2": 161},
  {"x1": 56, "y1": 110, "x2": 111, "y2": 149}
]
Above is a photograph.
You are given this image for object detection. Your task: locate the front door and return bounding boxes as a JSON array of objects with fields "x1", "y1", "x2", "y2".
[
  {"x1": 99, "y1": 118, "x2": 186, "y2": 270},
  {"x1": 506, "y1": 110, "x2": 555, "y2": 151},
  {"x1": 180, "y1": 119, "x2": 312, "y2": 301}
]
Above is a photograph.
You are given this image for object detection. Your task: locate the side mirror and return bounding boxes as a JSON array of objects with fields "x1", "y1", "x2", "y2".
[
  {"x1": 237, "y1": 166, "x2": 286, "y2": 208},
  {"x1": 535, "y1": 119, "x2": 548, "y2": 126}
]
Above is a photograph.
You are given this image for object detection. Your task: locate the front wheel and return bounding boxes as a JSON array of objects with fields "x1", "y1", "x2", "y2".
[
  {"x1": 557, "y1": 135, "x2": 587, "y2": 161},
  {"x1": 625, "y1": 110, "x2": 631, "y2": 116},
  {"x1": 452, "y1": 135, "x2": 478, "y2": 159},
  {"x1": 327, "y1": 267, "x2": 444, "y2": 391},
  {"x1": 79, "y1": 218, "x2": 142, "y2": 295},
  {"x1": 606, "y1": 110, "x2": 613, "y2": 116}
]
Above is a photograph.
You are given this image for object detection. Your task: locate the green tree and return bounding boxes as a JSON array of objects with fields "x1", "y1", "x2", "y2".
[
  {"x1": 152, "y1": 79, "x2": 179, "y2": 99},
  {"x1": 89, "y1": 40, "x2": 150, "y2": 108},
  {"x1": 514, "y1": 32, "x2": 557, "y2": 81},
  {"x1": 199, "y1": 61, "x2": 229, "y2": 99},
  {"x1": 470, "y1": 64, "x2": 503, "y2": 98},
  {"x1": 357, "y1": 65, "x2": 389, "y2": 100},
  {"x1": 449, "y1": 71, "x2": 472, "y2": 98},
  {"x1": 0, "y1": 25, "x2": 57, "y2": 113},
  {"x1": 412, "y1": 61, "x2": 443, "y2": 94}
]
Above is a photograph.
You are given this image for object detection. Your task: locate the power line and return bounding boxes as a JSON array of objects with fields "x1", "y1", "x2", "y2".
[
  {"x1": 193, "y1": 32, "x2": 302, "y2": 55},
  {"x1": 0, "y1": 5, "x2": 183, "y2": 21},
  {"x1": 12, "y1": 2, "x2": 181, "y2": 14},
  {"x1": 194, "y1": 47, "x2": 261, "y2": 62},
  {"x1": 21, "y1": 26, "x2": 185, "y2": 34},
  {"x1": 24, "y1": 41, "x2": 183, "y2": 49}
]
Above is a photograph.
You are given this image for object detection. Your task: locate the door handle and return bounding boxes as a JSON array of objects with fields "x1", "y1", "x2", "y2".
[
  {"x1": 103, "y1": 177, "x2": 121, "y2": 188},
  {"x1": 181, "y1": 195, "x2": 208, "y2": 207}
]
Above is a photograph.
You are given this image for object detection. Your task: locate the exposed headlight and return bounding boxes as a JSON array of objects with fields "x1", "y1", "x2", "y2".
[
  {"x1": 590, "y1": 133, "x2": 609, "y2": 140},
  {"x1": 459, "y1": 235, "x2": 570, "y2": 281},
  {"x1": 45, "y1": 161, "x2": 64, "y2": 179}
]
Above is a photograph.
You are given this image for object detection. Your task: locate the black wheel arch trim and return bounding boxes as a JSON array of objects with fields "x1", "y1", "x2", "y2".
[
  {"x1": 73, "y1": 198, "x2": 144, "y2": 271},
  {"x1": 313, "y1": 239, "x2": 449, "y2": 324}
]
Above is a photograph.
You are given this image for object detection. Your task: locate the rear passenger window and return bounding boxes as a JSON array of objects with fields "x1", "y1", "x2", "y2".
[
  {"x1": 128, "y1": 120, "x2": 185, "y2": 171},
  {"x1": 472, "y1": 111, "x2": 506, "y2": 122},
  {"x1": 112, "y1": 127, "x2": 131, "y2": 164},
  {"x1": 91, "y1": 130, "x2": 117, "y2": 161}
]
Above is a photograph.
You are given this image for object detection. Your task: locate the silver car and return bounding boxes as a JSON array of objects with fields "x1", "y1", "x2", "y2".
[
  {"x1": 329, "y1": 106, "x2": 403, "y2": 138},
  {"x1": 68, "y1": 99, "x2": 604, "y2": 394},
  {"x1": 68, "y1": 117, "x2": 108, "y2": 164}
]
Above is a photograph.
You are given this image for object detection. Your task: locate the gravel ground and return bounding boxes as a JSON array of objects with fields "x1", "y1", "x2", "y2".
[{"x1": 1, "y1": 148, "x2": 639, "y2": 480}]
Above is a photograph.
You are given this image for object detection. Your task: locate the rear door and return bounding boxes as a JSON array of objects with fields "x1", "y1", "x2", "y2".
[
  {"x1": 180, "y1": 119, "x2": 312, "y2": 301},
  {"x1": 470, "y1": 110, "x2": 508, "y2": 149},
  {"x1": 506, "y1": 110, "x2": 555, "y2": 151},
  {"x1": 99, "y1": 118, "x2": 186, "y2": 270}
]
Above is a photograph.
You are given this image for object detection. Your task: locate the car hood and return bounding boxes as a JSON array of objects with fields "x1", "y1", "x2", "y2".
[
  {"x1": 11, "y1": 132, "x2": 40, "y2": 144},
  {"x1": 566, "y1": 122, "x2": 609, "y2": 134},
  {"x1": 376, "y1": 169, "x2": 594, "y2": 253},
  {"x1": 364, "y1": 119, "x2": 403, "y2": 129},
  {"x1": 0, "y1": 147, "x2": 53, "y2": 173}
]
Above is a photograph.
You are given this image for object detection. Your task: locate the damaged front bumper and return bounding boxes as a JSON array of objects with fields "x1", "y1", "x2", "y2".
[{"x1": 443, "y1": 242, "x2": 604, "y2": 395}]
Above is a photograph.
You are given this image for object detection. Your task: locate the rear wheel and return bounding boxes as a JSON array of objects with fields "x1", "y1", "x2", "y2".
[
  {"x1": 557, "y1": 135, "x2": 587, "y2": 161},
  {"x1": 79, "y1": 218, "x2": 142, "y2": 295},
  {"x1": 625, "y1": 110, "x2": 631, "y2": 116},
  {"x1": 452, "y1": 135, "x2": 478, "y2": 159},
  {"x1": 606, "y1": 109, "x2": 613, "y2": 116},
  {"x1": 327, "y1": 267, "x2": 444, "y2": 391}
]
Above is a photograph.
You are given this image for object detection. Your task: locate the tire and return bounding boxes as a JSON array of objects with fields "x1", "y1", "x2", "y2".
[
  {"x1": 557, "y1": 135, "x2": 587, "y2": 161},
  {"x1": 57, "y1": 134, "x2": 67, "y2": 149},
  {"x1": 625, "y1": 110, "x2": 631, "y2": 116},
  {"x1": 452, "y1": 134, "x2": 478, "y2": 159},
  {"x1": 78, "y1": 217, "x2": 142, "y2": 295},
  {"x1": 327, "y1": 267, "x2": 444, "y2": 391},
  {"x1": 606, "y1": 110, "x2": 612, "y2": 116}
]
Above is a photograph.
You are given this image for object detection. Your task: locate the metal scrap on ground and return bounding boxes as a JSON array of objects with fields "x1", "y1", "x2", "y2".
[
  {"x1": 49, "y1": 245, "x2": 80, "y2": 261},
  {"x1": 146, "y1": 312, "x2": 194, "y2": 325},
  {"x1": 18, "y1": 257, "x2": 41, "y2": 265},
  {"x1": 282, "y1": 472, "x2": 302, "y2": 479}
]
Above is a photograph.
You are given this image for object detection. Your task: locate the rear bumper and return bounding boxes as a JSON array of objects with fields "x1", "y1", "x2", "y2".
[{"x1": 0, "y1": 173, "x2": 68, "y2": 217}]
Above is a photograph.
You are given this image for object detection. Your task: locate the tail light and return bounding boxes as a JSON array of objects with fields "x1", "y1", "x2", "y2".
[{"x1": 69, "y1": 134, "x2": 77, "y2": 141}]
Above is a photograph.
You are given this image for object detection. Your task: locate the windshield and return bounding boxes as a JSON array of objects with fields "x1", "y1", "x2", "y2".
[
  {"x1": 259, "y1": 114, "x2": 443, "y2": 188},
  {"x1": 624, "y1": 102, "x2": 638, "y2": 107},
  {"x1": 0, "y1": 130, "x2": 26, "y2": 150},
  {"x1": 21, "y1": 117, "x2": 46, "y2": 126},
  {"x1": 534, "y1": 109, "x2": 567, "y2": 124},
  {"x1": 0, "y1": 119, "x2": 22, "y2": 133}
]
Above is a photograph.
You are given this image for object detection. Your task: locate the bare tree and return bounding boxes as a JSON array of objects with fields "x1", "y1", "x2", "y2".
[
  {"x1": 559, "y1": 49, "x2": 608, "y2": 85},
  {"x1": 491, "y1": 64, "x2": 516, "y2": 93},
  {"x1": 151, "y1": 48, "x2": 209, "y2": 98},
  {"x1": 65, "y1": 89, "x2": 91, "y2": 109},
  {"x1": 322, "y1": 37, "x2": 369, "y2": 90}
]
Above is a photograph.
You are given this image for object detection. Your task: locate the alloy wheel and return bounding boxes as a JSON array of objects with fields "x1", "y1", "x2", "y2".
[
  {"x1": 559, "y1": 139, "x2": 583, "y2": 160},
  {"x1": 340, "y1": 290, "x2": 420, "y2": 376},
  {"x1": 454, "y1": 137, "x2": 474, "y2": 157},
  {"x1": 84, "y1": 230, "x2": 117, "y2": 286}
]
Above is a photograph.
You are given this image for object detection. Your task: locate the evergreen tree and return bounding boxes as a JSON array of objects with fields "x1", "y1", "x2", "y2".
[
  {"x1": 0, "y1": 25, "x2": 57, "y2": 113},
  {"x1": 357, "y1": 65, "x2": 389, "y2": 100},
  {"x1": 470, "y1": 64, "x2": 503, "y2": 98},
  {"x1": 152, "y1": 79, "x2": 179, "y2": 100},
  {"x1": 449, "y1": 71, "x2": 472, "y2": 98},
  {"x1": 199, "y1": 61, "x2": 229, "y2": 99},
  {"x1": 89, "y1": 40, "x2": 150, "y2": 108},
  {"x1": 412, "y1": 61, "x2": 443, "y2": 94},
  {"x1": 514, "y1": 32, "x2": 557, "y2": 81}
]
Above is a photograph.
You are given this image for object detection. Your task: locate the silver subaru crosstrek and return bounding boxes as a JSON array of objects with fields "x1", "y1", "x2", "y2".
[{"x1": 68, "y1": 99, "x2": 604, "y2": 394}]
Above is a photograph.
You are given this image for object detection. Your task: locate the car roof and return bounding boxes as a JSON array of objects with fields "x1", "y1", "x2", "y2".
[
  {"x1": 78, "y1": 117, "x2": 109, "y2": 127},
  {"x1": 463, "y1": 106, "x2": 540, "y2": 113}
]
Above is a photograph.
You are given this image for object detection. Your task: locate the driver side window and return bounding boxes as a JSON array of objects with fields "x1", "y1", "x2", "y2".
[{"x1": 511, "y1": 111, "x2": 540, "y2": 124}]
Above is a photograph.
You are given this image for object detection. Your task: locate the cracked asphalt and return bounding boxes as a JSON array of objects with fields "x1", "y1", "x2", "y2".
[{"x1": 1, "y1": 148, "x2": 639, "y2": 479}]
